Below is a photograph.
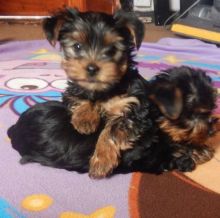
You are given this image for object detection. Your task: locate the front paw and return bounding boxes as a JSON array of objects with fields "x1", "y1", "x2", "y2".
[
  {"x1": 89, "y1": 149, "x2": 119, "y2": 179},
  {"x1": 71, "y1": 107, "x2": 100, "y2": 135}
]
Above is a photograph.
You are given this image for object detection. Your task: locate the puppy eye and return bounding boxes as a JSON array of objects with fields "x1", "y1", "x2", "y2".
[
  {"x1": 107, "y1": 46, "x2": 116, "y2": 56},
  {"x1": 103, "y1": 46, "x2": 116, "y2": 58},
  {"x1": 72, "y1": 42, "x2": 82, "y2": 52}
]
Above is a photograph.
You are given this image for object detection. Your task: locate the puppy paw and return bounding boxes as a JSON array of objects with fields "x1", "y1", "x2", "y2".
[
  {"x1": 72, "y1": 112, "x2": 100, "y2": 135},
  {"x1": 71, "y1": 103, "x2": 100, "y2": 135},
  {"x1": 89, "y1": 148, "x2": 119, "y2": 179},
  {"x1": 172, "y1": 155, "x2": 196, "y2": 172},
  {"x1": 191, "y1": 146, "x2": 214, "y2": 164}
]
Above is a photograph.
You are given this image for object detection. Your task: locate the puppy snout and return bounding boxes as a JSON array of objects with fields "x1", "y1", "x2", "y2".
[{"x1": 86, "y1": 64, "x2": 100, "y2": 77}]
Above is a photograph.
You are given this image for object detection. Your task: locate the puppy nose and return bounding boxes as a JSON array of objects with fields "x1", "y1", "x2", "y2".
[{"x1": 86, "y1": 64, "x2": 99, "y2": 76}]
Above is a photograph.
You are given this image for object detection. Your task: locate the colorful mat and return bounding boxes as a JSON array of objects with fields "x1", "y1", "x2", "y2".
[{"x1": 0, "y1": 38, "x2": 220, "y2": 218}]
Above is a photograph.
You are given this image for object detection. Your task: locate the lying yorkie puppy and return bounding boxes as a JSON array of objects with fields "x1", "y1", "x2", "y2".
[
  {"x1": 146, "y1": 66, "x2": 218, "y2": 169},
  {"x1": 110, "y1": 66, "x2": 218, "y2": 173},
  {"x1": 7, "y1": 8, "x2": 218, "y2": 178}
]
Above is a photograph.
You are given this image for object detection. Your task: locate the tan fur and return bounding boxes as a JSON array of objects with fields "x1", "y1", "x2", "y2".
[
  {"x1": 62, "y1": 59, "x2": 126, "y2": 91},
  {"x1": 68, "y1": 95, "x2": 139, "y2": 172},
  {"x1": 89, "y1": 118, "x2": 135, "y2": 178},
  {"x1": 72, "y1": 31, "x2": 87, "y2": 43},
  {"x1": 104, "y1": 31, "x2": 123, "y2": 45},
  {"x1": 101, "y1": 95, "x2": 139, "y2": 117},
  {"x1": 71, "y1": 101, "x2": 101, "y2": 135},
  {"x1": 89, "y1": 125, "x2": 120, "y2": 178},
  {"x1": 88, "y1": 96, "x2": 140, "y2": 178},
  {"x1": 159, "y1": 118, "x2": 210, "y2": 144}
]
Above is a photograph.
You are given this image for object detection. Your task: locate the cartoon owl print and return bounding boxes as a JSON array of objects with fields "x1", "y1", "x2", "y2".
[{"x1": 0, "y1": 60, "x2": 67, "y2": 115}]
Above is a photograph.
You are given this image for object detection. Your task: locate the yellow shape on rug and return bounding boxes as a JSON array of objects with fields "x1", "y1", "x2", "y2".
[
  {"x1": 60, "y1": 206, "x2": 116, "y2": 218},
  {"x1": 33, "y1": 49, "x2": 49, "y2": 54},
  {"x1": 21, "y1": 194, "x2": 53, "y2": 211},
  {"x1": 164, "y1": 55, "x2": 182, "y2": 64}
]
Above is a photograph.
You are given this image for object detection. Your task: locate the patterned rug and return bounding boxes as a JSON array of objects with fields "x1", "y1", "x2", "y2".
[{"x1": 0, "y1": 38, "x2": 220, "y2": 218}]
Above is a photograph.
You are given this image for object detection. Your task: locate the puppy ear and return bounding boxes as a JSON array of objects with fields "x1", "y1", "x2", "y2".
[
  {"x1": 43, "y1": 8, "x2": 79, "y2": 46},
  {"x1": 43, "y1": 16, "x2": 62, "y2": 47},
  {"x1": 114, "y1": 10, "x2": 145, "y2": 49},
  {"x1": 149, "y1": 82, "x2": 183, "y2": 120}
]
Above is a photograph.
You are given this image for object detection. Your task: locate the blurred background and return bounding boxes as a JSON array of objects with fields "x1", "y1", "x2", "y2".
[{"x1": 0, "y1": 0, "x2": 220, "y2": 44}]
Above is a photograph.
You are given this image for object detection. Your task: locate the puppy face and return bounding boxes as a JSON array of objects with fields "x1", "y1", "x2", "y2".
[
  {"x1": 43, "y1": 9, "x2": 144, "y2": 92},
  {"x1": 150, "y1": 66, "x2": 218, "y2": 144}
]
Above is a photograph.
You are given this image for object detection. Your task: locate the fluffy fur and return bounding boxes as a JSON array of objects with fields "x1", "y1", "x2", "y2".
[{"x1": 7, "y1": 9, "x2": 218, "y2": 178}]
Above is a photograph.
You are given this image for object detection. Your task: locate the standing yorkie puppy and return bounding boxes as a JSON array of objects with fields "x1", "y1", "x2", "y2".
[{"x1": 43, "y1": 8, "x2": 148, "y2": 178}]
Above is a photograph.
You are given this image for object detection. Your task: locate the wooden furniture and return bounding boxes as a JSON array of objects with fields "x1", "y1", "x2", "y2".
[{"x1": 0, "y1": 0, "x2": 117, "y2": 16}]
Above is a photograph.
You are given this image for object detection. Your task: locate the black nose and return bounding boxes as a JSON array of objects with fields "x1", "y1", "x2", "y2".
[{"x1": 86, "y1": 64, "x2": 99, "y2": 76}]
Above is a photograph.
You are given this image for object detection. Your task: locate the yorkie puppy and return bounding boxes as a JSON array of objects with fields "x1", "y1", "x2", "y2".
[
  {"x1": 146, "y1": 66, "x2": 218, "y2": 169},
  {"x1": 43, "y1": 8, "x2": 149, "y2": 178},
  {"x1": 150, "y1": 66, "x2": 217, "y2": 146},
  {"x1": 115, "y1": 66, "x2": 218, "y2": 173},
  {"x1": 7, "y1": 9, "x2": 218, "y2": 178}
]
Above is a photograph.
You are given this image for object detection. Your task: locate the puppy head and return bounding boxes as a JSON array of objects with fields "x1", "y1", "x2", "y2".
[
  {"x1": 43, "y1": 8, "x2": 144, "y2": 92},
  {"x1": 150, "y1": 66, "x2": 218, "y2": 144}
]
